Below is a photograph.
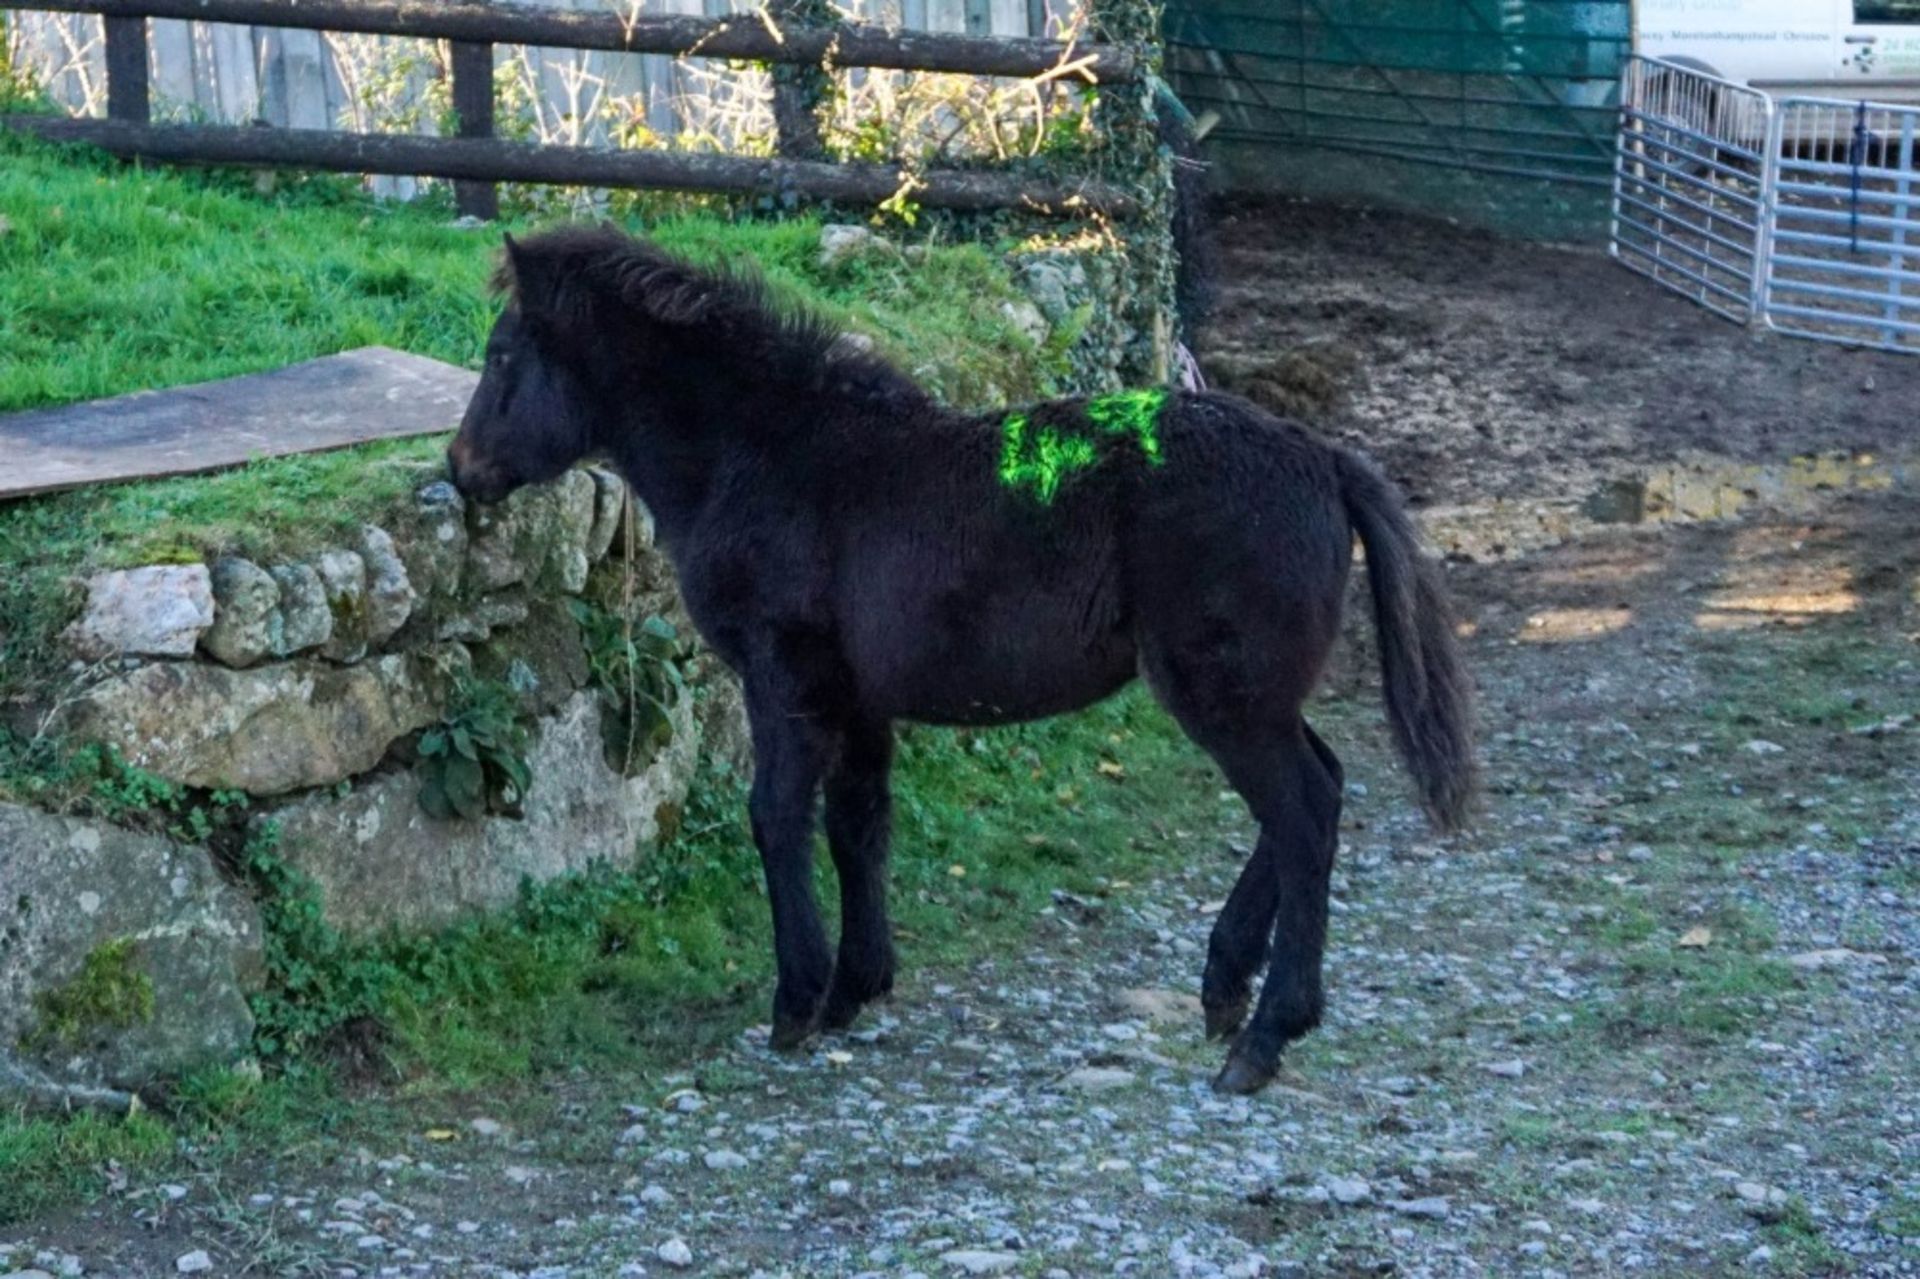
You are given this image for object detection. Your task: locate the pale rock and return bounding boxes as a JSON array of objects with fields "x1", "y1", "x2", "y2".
[
  {"x1": 64, "y1": 650, "x2": 457, "y2": 795},
  {"x1": 393, "y1": 482, "x2": 467, "y2": 609},
  {"x1": 356, "y1": 525, "x2": 416, "y2": 644},
  {"x1": 829, "y1": 331, "x2": 877, "y2": 360},
  {"x1": 268, "y1": 562, "x2": 333, "y2": 655},
  {"x1": 201, "y1": 558, "x2": 279, "y2": 667},
  {"x1": 938, "y1": 1250, "x2": 1020, "y2": 1275},
  {"x1": 66, "y1": 565, "x2": 213, "y2": 660},
  {"x1": 262, "y1": 689, "x2": 696, "y2": 935},
  {"x1": 311, "y1": 549, "x2": 369, "y2": 662},
  {"x1": 1116, "y1": 988, "x2": 1201, "y2": 1023},
  {"x1": 0, "y1": 803, "x2": 262, "y2": 1092},
  {"x1": 1327, "y1": 1176, "x2": 1372, "y2": 1205},
  {"x1": 586, "y1": 468, "x2": 627, "y2": 561},
  {"x1": 1733, "y1": 1181, "x2": 1789, "y2": 1221},
  {"x1": 999, "y1": 298, "x2": 1049, "y2": 346},
  {"x1": 818, "y1": 223, "x2": 887, "y2": 269}
]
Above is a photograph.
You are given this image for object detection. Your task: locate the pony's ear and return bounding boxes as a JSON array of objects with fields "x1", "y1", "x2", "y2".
[
  {"x1": 499, "y1": 232, "x2": 525, "y2": 290},
  {"x1": 501, "y1": 233, "x2": 574, "y2": 321}
]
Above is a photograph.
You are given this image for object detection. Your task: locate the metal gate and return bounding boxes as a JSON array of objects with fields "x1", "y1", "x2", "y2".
[
  {"x1": 1611, "y1": 56, "x2": 1773, "y2": 324},
  {"x1": 1763, "y1": 98, "x2": 1920, "y2": 353}
]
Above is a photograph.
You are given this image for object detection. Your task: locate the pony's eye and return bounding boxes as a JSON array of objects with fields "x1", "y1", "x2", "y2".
[{"x1": 488, "y1": 351, "x2": 511, "y2": 371}]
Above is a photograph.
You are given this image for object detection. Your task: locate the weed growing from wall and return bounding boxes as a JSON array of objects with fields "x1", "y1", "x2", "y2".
[
  {"x1": 569, "y1": 600, "x2": 688, "y2": 777},
  {"x1": 415, "y1": 676, "x2": 533, "y2": 821},
  {"x1": 242, "y1": 820, "x2": 397, "y2": 1065},
  {"x1": 0, "y1": 728, "x2": 249, "y2": 840}
]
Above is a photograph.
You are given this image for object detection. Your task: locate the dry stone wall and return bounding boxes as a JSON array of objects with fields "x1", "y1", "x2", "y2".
[{"x1": 1, "y1": 466, "x2": 746, "y2": 1105}]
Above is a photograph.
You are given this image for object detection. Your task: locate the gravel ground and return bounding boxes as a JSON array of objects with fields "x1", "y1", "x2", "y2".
[{"x1": 5, "y1": 201, "x2": 1917, "y2": 1279}]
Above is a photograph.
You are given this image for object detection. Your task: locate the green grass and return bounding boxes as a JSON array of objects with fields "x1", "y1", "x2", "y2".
[
  {"x1": 0, "y1": 1107, "x2": 177, "y2": 1223},
  {"x1": 0, "y1": 134, "x2": 1054, "y2": 705},
  {"x1": 0, "y1": 134, "x2": 1046, "y2": 416}
]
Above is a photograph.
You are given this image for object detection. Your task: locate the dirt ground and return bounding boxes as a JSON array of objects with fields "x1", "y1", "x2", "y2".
[
  {"x1": 1199, "y1": 196, "x2": 1920, "y2": 510},
  {"x1": 5, "y1": 200, "x2": 1917, "y2": 1279}
]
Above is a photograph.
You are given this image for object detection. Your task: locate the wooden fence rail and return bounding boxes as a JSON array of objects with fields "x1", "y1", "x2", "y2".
[
  {"x1": 4, "y1": 0, "x2": 1139, "y2": 217},
  {"x1": 6, "y1": 113, "x2": 1138, "y2": 211},
  {"x1": 21, "y1": 0, "x2": 1138, "y2": 78}
]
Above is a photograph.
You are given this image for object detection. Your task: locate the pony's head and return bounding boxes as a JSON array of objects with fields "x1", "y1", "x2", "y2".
[{"x1": 447, "y1": 232, "x2": 610, "y2": 505}]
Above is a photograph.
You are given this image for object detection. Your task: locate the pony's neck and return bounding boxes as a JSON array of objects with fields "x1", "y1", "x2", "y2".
[
  {"x1": 590, "y1": 321, "x2": 923, "y2": 553},
  {"x1": 596, "y1": 373, "x2": 806, "y2": 555}
]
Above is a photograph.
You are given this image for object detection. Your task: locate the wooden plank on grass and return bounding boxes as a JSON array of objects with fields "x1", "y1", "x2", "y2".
[{"x1": 0, "y1": 347, "x2": 478, "y2": 502}]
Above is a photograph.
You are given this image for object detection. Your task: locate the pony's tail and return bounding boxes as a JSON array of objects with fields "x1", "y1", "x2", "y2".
[{"x1": 1337, "y1": 449, "x2": 1479, "y2": 832}]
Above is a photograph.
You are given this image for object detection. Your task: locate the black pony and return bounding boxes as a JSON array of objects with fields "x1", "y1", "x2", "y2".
[{"x1": 448, "y1": 227, "x2": 1475, "y2": 1094}]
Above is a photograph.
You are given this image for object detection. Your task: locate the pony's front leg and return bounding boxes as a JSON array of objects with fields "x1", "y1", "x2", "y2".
[
  {"x1": 821, "y1": 718, "x2": 896, "y2": 1031},
  {"x1": 745, "y1": 698, "x2": 834, "y2": 1050}
]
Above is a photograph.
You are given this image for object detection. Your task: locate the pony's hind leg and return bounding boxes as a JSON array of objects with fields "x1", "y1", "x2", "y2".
[
  {"x1": 1212, "y1": 725, "x2": 1344, "y2": 1095},
  {"x1": 1201, "y1": 725, "x2": 1344, "y2": 1042},
  {"x1": 1202, "y1": 843, "x2": 1278, "y2": 1041},
  {"x1": 821, "y1": 719, "x2": 897, "y2": 1031}
]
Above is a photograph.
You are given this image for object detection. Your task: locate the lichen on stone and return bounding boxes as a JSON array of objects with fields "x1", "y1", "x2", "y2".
[{"x1": 25, "y1": 937, "x2": 155, "y2": 1050}]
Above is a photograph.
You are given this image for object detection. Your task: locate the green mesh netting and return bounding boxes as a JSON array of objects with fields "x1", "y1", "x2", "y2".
[{"x1": 1165, "y1": 0, "x2": 1631, "y2": 238}]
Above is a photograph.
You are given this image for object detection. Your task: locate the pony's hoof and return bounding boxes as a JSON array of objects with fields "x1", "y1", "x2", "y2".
[
  {"x1": 818, "y1": 991, "x2": 864, "y2": 1033},
  {"x1": 1203, "y1": 997, "x2": 1249, "y2": 1041},
  {"x1": 768, "y1": 1010, "x2": 820, "y2": 1052},
  {"x1": 1211, "y1": 1049, "x2": 1277, "y2": 1095},
  {"x1": 820, "y1": 965, "x2": 893, "y2": 1032}
]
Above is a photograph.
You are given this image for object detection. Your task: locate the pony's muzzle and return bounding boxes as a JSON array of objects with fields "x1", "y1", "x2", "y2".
[{"x1": 446, "y1": 437, "x2": 511, "y2": 506}]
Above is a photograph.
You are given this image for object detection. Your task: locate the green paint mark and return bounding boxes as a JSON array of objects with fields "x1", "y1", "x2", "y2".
[
  {"x1": 997, "y1": 389, "x2": 1170, "y2": 504},
  {"x1": 999, "y1": 411, "x2": 1097, "y2": 505},
  {"x1": 1086, "y1": 388, "x2": 1168, "y2": 465}
]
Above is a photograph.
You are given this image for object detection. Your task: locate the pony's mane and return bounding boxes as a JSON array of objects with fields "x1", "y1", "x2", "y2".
[{"x1": 496, "y1": 226, "x2": 927, "y2": 407}]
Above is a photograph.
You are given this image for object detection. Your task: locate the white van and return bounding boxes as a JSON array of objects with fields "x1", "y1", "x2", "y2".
[{"x1": 1638, "y1": 0, "x2": 1920, "y2": 103}]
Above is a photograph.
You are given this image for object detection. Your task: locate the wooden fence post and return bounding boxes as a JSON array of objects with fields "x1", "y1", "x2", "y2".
[
  {"x1": 449, "y1": 39, "x2": 498, "y2": 220},
  {"x1": 769, "y1": 0, "x2": 830, "y2": 162},
  {"x1": 103, "y1": 14, "x2": 149, "y2": 124}
]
